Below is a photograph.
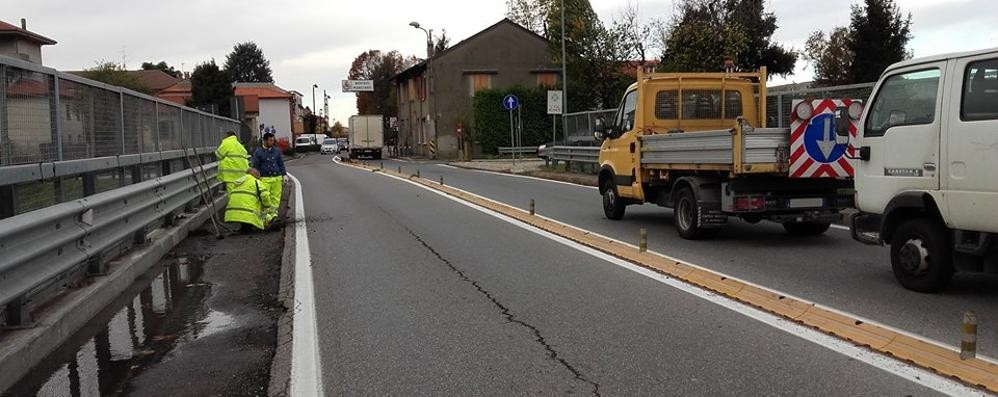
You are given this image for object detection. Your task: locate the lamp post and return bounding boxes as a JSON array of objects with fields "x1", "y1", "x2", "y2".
[
  {"x1": 560, "y1": 0, "x2": 567, "y2": 143},
  {"x1": 409, "y1": 21, "x2": 433, "y2": 58},
  {"x1": 410, "y1": 21, "x2": 436, "y2": 158}
]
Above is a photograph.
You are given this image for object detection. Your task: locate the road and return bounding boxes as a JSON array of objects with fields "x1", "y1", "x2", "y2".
[
  {"x1": 289, "y1": 154, "x2": 962, "y2": 395},
  {"x1": 365, "y1": 157, "x2": 998, "y2": 359}
]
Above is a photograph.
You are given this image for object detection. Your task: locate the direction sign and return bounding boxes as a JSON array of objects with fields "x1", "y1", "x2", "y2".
[
  {"x1": 342, "y1": 80, "x2": 374, "y2": 92},
  {"x1": 502, "y1": 94, "x2": 520, "y2": 111},
  {"x1": 789, "y1": 99, "x2": 859, "y2": 178},
  {"x1": 547, "y1": 90, "x2": 563, "y2": 114}
]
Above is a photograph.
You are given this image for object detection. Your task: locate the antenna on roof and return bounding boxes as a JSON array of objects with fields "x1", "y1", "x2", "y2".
[{"x1": 120, "y1": 46, "x2": 128, "y2": 69}]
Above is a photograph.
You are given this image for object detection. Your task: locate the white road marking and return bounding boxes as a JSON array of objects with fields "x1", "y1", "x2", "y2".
[
  {"x1": 830, "y1": 224, "x2": 850, "y2": 231},
  {"x1": 336, "y1": 160, "x2": 988, "y2": 396},
  {"x1": 287, "y1": 173, "x2": 324, "y2": 397},
  {"x1": 435, "y1": 163, "x2": 599, "y2": 190}
]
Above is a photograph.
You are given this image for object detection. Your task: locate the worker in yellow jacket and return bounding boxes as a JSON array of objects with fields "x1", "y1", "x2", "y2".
[
  {"x1": 224, "y1": 168, "x2": 276, "y2": 232},
  {"x1": 215, "y1": 131, "x2": 249, "y2": 193}
]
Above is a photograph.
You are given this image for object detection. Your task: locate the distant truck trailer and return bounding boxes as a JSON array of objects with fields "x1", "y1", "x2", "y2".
[{"x1": 349, "y1": 115, "x2": 384, "y2": 159}]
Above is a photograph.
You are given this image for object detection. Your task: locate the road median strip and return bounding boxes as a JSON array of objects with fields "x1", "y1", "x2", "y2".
[{"x1": 344, "y1": 159, "x2": 998, "y2": 393}]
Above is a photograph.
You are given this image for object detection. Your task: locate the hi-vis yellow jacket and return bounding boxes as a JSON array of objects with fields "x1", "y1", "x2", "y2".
[
  {"x1": 215, "y1": 135, "x2": 249, "y2": 183},
  {"x1": 224, "y1": 174, "x2": 275, "y2": 230}
]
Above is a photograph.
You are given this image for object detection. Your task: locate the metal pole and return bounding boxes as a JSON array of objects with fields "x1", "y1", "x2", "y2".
[
  {"x1": 516, "y1": 106, "x2": 523, "y2": 162},
  {"x1": 560, "y1": 0, "x2": 567, "y2": 138},
  {"x1": 508, "y1": 109, "x2": 515, "y2": 165},
  {"x1": 0, "y1": 64, "x2": 8, "y2": 165},
  {"x1": 119, "y1": 92, "x2": 126, "y2": 154},
  {"x1": 53, "y1": 75, "x2": 64, "y2": 161}
]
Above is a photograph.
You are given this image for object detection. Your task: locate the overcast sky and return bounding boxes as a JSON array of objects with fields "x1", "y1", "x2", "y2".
[{"x1": 8, "y1": 0, "x2": 998, "y2": 123}]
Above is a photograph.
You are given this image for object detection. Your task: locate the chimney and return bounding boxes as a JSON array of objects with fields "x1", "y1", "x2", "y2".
[{"x1": 20, "y1": 18, "x2": 26, "y2": 30}]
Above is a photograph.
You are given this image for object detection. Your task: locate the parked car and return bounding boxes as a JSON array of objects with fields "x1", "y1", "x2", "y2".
[
  {"x1": 320, "y1": 138, "x2": 338, "y2": 155},
  {"x1": 337, "y1": 138, "x2": 349, "y2": 152}
]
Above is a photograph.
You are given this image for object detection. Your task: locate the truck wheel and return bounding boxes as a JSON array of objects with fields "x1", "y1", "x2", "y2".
[
  {"x1": 783, "y1": 222, "x2": 831, "y2": 236},
  {"x1": 602, "y1": 181, "x2": 626, "y2": 220},
  {"x1": 890, "y1": 218, "x2": 953, "y2": 293},
  {"x1": 675, "y1": 187, "x2": 719, "y2": 240}
]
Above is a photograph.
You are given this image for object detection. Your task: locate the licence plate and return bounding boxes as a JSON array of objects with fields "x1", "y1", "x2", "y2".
[{"x1": 788, "y1": 198, "x2": 823, "y2": 208}]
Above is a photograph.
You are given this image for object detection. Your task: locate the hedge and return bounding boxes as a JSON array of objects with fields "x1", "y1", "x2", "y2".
[{"x1": 472, "y1": 86, "x2": 561, "y2": 155}]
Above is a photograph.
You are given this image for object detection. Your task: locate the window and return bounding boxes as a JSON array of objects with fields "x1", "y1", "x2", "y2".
[
  {"x1": 865, "y1": 69, "x2": 941, "y2": 137},
  {"x1": 407, "y1": 80, "x2": 416, "y2": 102},
  {"x1": 536, "y1": 73, "x2": 558, "y2": 88},
  {"x1": 469, "y1": 74, "x2": 492, "y2": 96},
  {"x1": 616, "y1": 90, "x2": 638, "y2": 132},
  {"x1": 682, "y1": 90, "x2": 722, "y2": 119},
  {"x1": 655, "y1": 90, "x2": 678, "y2": 119},
  {"x1": 416, "y1": 76, "x2": 427, "y2": 101},
  {"x1": 962, "y1": 58, "x2": 998, "y2": 121}
]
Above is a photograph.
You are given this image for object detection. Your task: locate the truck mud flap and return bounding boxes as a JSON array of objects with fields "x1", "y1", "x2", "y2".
[{"x1": 699, "y1": 207, "x2": 728, "y2": 227}]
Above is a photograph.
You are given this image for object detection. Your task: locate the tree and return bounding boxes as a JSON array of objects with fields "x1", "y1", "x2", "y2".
[
  {"x1": 331, "y1": 120, "x2": 347, "y2": 137},
  {"x1": 804, "y1": 27, "x2": 854, "y2": 86},
  {"x1": 141, "y1": 61, "x2": 182, "y2": 78},
  {"x1": 223, "y1": 42, "x2": 274, "y2": 83},
  {"x1": 347, "y1": 50, "x2": 414, "y2": 117},
  {"x1": 190, "y1": 60, "x2": 233, "y2": 116},
  {"x1": 848, "y1": 0, "x2": 912, "y2": 83},
  {"x1": 433, "y1": 30, "x2": 451, "y2": 55},
  {"x1": 81, "y1": 60, "x2": 153, "y2": 94},
  {"x1": 507, "y1": 0, "x2": 551, "y2": 34},
  {"x1": 658, "y1": 0, "x2": 797, "y2": 77}
]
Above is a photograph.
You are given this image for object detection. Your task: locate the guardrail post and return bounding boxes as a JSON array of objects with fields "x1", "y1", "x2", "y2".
[
  {"x1": 82, "y1": 172, "x2": 96, "y2": 196},
  {"x1": 87, "y1": 254, "x2": 108, "y2": 275},
  {"x1": 529, "y1": 199, "x2": 535, "y2": 216},
  {"x1": 2, "y1": 295, "x2": 32, "y2": 328},
  {"x1": 131, "y1": 165, "x2": 142, "y2": 184},
  {"x1": 0, "y1": 185, "x2": 14, "y2": 219}
]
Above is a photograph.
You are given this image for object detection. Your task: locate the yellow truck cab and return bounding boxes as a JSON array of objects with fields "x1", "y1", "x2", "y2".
[{"x1": 595, "y1": 67, "x2": 854, "y2": 239}]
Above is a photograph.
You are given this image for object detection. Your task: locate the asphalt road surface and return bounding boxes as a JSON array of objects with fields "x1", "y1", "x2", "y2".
[
  {"x1": 289, "y1": 155, "x2": 953, "y2": 395},
  {"x1": 365, "y1": 157, "x2": 998, "y2": 360}
]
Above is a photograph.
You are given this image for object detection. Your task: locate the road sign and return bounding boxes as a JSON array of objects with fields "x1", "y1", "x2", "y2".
[
  {"x1": 789, "y1": 99, "x2": 860, "y2": 178},
  {"x1": 547, "y1": 90, "x2": 563, "y2": 115},
  {"x1": 342, "y1": 80, "x2": 374, "y2": 92},
  {"x1": 502, "y1": 94, "x2": 520, "y2": 111}
]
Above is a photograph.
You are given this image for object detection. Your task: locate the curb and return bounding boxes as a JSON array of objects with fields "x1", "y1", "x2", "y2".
[
  {"x1": 0, "y1": 195, "x2": 226, "y2": 393},
  {"x1": 348, "y1": 159, "x2": 998, "y2": 393},
  {"x1": 268, "y1": 179, "x2": 297, "y2": 397}
]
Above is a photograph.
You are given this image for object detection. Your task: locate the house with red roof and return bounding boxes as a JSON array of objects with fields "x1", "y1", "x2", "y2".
[{"x1": 0, "y1": 19, "x2": 56, "y2": 64}]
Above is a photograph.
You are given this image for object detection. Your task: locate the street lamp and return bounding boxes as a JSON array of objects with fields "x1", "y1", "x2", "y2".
[
  {"x1": 409, "y1": 21, "x2": 433, "y2": 58},
  {"x1": 311, "y1": 83, "x2": 319, "y2": 117}
]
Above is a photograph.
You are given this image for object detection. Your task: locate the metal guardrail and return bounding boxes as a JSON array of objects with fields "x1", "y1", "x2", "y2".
[
  {"x1": 0, "y1": 161, "x2": 221, "y2": 326},
  {"x1": 548, "y1": 146, "x2": 599, "y2": 164},
  {"x1": 498, "y1": 146, "x2": 538, "y2": 155}
]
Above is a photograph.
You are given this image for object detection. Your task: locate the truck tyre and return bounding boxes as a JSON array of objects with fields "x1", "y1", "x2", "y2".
[
  {"x1": 783, "y1": 222, "x2": 831, "y2": 236},
  {"x1": 675, "y1": 186, "x2": 719, "y2": 240},
  {"x1": 890, "y1": 218, "x2": 954, "y2": 293},
  {"x1": 601, "y1": 181, "x2": 626, "y2": 220}
]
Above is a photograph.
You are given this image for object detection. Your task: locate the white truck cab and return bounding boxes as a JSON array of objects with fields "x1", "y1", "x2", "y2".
[{"x1": 850, "y1": 47, "x2": 998, "y2": 292}]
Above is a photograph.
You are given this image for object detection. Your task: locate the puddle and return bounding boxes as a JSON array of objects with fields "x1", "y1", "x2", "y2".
[{"x1": 3, "y1": 254, "x2": 223, "y2": 397}]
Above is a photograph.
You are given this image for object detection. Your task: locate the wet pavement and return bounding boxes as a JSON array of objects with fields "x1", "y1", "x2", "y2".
[{"x1": 4, "y1": 209, "x2": 287, "y2": 397}]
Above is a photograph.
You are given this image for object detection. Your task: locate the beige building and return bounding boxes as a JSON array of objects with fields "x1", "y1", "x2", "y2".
[{"x1": 0, "y1": 19, "x2": 56, "y2": 64}]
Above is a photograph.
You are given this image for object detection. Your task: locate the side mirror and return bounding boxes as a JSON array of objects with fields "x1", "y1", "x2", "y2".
[
  {"x1": 835, "y1": 108, "x2": 850, "y2": 137},
  {"x1": 593, "y1": 117, "x2": 607, "y2": 141}
]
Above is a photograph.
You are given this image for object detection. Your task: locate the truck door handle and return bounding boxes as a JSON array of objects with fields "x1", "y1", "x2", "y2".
[
  {"x1": 859, "y1": 146, "x2": 871, "y2": 161},
  {"x1": 923, "y1": 162, "x2": 936, "y2": 171}
]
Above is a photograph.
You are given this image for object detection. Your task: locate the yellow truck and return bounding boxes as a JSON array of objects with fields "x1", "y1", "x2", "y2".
[{"x1": 595, "y1": 67, "x2": 854, "y2": 239}]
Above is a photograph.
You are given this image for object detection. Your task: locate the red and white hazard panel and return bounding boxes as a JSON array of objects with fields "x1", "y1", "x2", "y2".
[{"x1": 789, "y1": 98, "x2": 863, "y2": 178}]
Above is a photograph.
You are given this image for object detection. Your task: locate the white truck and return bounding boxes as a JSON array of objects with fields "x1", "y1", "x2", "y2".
[
  {"x1": 849, "y1": 47, "x2": 998, "y2": 292},
  {"x1": 348, "y1": 115, "x2": 384, "y2": 159}
]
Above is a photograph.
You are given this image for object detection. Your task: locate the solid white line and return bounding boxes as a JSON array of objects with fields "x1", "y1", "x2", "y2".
[
  {"x1": 338, "y1": 161, "x2": 987, "y2": 396},
  {"x1": 287, "y1": 173, "x2": 324, "y2": 397},
  {"x1": 830, "y1": 224, "x2": 850, "y2": 231},
  {"x1": 437, "y1": 163, "x2": 598, "y2": 190}
]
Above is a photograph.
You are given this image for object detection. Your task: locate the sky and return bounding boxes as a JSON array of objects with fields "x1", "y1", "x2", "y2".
[{"x1": 8, "y1": 0, "x2": 998, "y2": 124}]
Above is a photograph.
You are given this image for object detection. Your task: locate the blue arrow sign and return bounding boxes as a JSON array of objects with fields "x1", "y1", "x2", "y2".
[
  {"x1": 502, "y1": 94, "x2": 520, "y2": 111},
  {"x1": 803, "y1": 113, "x2": 847, "y2": 163}
]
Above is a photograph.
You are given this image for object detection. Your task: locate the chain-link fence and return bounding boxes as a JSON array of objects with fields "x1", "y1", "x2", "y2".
[
  {"x1": 766, "y1": 82, "x2": 875, "y2": 128},
  {"x1": 1, "y1": 55, "x2": 241, "y2": 217}
]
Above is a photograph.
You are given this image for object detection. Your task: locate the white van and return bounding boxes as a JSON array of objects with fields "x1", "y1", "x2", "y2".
[{"x1": 850, "y1": 47, "x2": 998, "y2": 292}]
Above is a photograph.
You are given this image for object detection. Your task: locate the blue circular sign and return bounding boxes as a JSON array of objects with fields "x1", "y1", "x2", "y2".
[
  {"x1": 502, "y1": 94, "x2": 520, "y2": 111},
  {"x1": 803, "y1": 113, "x2": 846, "y2": 163}
]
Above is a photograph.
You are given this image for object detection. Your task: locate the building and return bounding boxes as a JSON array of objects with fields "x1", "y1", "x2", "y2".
[
  {"x1": 289, "y1": 90, "x2": 305, "y2": 134},
  {"x1": 155, "y1": 81, "x2": 297, "y2": 144},
  {"x1": 392, "y1": 19, "x2": 559, "y2": 159},
  {"x1": 0, "y1": 19, "x2": 56, "y2": 64},
  {"x1": 233, "y1": 83, "x2": 295, "y2": 144}
]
